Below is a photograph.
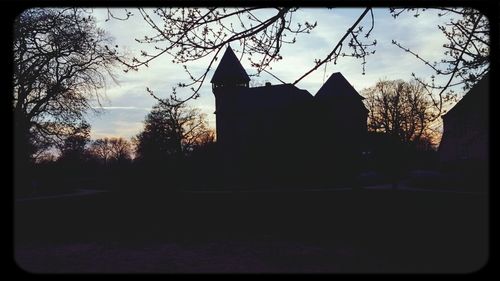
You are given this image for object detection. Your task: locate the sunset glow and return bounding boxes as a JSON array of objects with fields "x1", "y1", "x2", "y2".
[{"x1": 88, "y1": 8, "x2": 468, "y2": 140}]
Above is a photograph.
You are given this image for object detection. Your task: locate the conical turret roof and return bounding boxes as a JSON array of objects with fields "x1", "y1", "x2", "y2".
[
  {"x1": 315, "y1": 72, "x2": 364, "y2": 100},
  {"x1": 210, "y1": 46, "x2": 250, "y2": 84}
]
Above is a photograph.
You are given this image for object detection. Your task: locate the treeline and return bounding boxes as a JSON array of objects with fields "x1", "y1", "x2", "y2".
[
  {"x1": 20, "y1": 98, "x2": 218, "y2": 197},
  {"x1": 20, "y1": 85, "x2": 444, "y2": 197}
]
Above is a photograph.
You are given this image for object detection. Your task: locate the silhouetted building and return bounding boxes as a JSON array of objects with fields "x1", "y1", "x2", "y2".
[
  {"x1": 211, "y1": 46, "x2": 368, "y2": 187},
  {"x1": 439, "y1": 74, "x2": 489, "y2": 164}
]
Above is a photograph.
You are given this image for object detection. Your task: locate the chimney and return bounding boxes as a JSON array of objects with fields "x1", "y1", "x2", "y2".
[{"x1": 265, "y1": 82, "x2": 272, "y2": 87}]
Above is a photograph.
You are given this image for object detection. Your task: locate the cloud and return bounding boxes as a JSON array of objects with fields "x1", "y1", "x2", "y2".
[
  {"x1": 91, "y1": 120, "x2": 144, "y2": 140},
  {"x1": 86, "y1": 8, "x2": 471, "y2": 140},
  {"x1": 98, "y1": 106, "x2": 150, "y2": 110}
]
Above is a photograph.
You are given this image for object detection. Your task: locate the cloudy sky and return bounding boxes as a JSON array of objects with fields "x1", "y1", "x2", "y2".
[{"x1": 87, "y1": 7, "x2": 464, "y2": 140}]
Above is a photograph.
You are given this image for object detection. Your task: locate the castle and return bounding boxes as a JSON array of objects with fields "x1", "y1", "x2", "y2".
[
  {"x1": 210, "y1": 46, "x2": 368, "y2": 187},
  {"x1": 439, "y1": 74, "x2": 489, "y2": 164},
  {"x1": 438, "y1": 74, "x2": 489, "y2": 190}
]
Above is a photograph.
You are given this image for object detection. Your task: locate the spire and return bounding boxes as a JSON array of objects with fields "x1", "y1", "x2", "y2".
[
  {"x1": 315, "y1": 72, "x2": 364, "y2": 100},
  {"x1": 210, "y1": 46, "x2": 250, "y2": 84}
]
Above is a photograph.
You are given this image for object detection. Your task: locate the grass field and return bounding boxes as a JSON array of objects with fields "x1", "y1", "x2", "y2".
[{"x1": 14, "y1": 188, "x2": 489, "y2": 273}]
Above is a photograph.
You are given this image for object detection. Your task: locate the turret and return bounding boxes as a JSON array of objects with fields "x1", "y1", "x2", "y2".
[
  {"x1": 211, "y1": 46, "x2": 250, "y2": 93},
  {"x1": 210, "y1": 46, "x2": 251, "y2": 151},
  {"x1": 315, "y1": 72, "x2": 368, "y2": 133},
  {"x1": 210, "y1": 46, "x2": 251, "y2": 186}
]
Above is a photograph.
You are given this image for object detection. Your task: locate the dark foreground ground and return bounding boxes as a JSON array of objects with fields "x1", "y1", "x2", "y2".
[{"x1": 14, "y1": 187, "x2": 488, "y2": 273}]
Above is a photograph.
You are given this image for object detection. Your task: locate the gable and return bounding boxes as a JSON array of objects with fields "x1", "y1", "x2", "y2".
[
  {"x1": 315, "y1": 72, "x2": 365, "y2": 100},
  {"x1": 210, "y1": 46, "x2": 250, "y2": 84},
  {"x1": 236, "y1": 84, "x2": 313, "y2": 112}
]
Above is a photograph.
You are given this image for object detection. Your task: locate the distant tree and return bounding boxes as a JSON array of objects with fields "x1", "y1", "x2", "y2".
[
  {"x1": 57, "y1": 126, "x2": 91, "y2": 163},
  {"x1": 192, "y1": 129, "x2": 216, "y2": 150},
  {"x1": 34, "y1": 151, "x2": 58, "y2": 164},
  {"x1": 13, "y1": 8, "x2": 121, "y2": 164},
  {"x1": 135, "y1": 92, "x2": 214, "y2": 162},
  {"x1": 89, "y1": 137, "x2": 133, "y2": 164},
  {"x1": 362, "y1": 79, "x2": 437, "y2": 147},
  {"x1": 89, "y1": 138, "x2": 113, "y2": 164},
  {"x1": 108, "y1": 138, "x2": 133, "y2": 162}
]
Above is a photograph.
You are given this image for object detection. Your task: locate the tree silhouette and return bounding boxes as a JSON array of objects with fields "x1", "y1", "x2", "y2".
[
  {"x1": 105, "y1": 7, "x2": 489, "y2": 110},
  {"x1": 135, "y1": 92, "x2": 214, "y2": 162},
  {"x1": 89, "y1": 137, "x2": 133, "y2": 164},
  {"x1": 362, "y1": 79, "x2": 437, "y2": 147},
  {"x1": 89, "y1": 138, "x2": 113, "y2": 164},
  {"x1": 390, "y1": 8, "x2": 489, "y2": 117},
  {"x1": 108, "y1": 7, "x2": 376, "y2": 105},
  {"x1": 57, "y1": 127, "x2": 91, "y2": 163},
  {"x1": 13, "y1": 8, "x2": 121, "y2": 164}
]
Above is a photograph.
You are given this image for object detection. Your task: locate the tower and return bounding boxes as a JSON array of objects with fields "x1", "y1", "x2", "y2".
[
  {"x1": 315, "y1": 72, "x2": 368, "y2": 136},
  {"x1": 210, "y1": 46, "x2": 250, "y2": 186},
  {"x1": 314, "y1": 72, "x2": 369, "y2": 184},
  {"x1": 210, "y1": 46, "x2": 250, "y2": 147}
]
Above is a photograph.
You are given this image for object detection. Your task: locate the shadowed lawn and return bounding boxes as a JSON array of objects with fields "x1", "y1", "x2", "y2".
[{"x1": 14, "y1": 188, "x2": 488, "y2": 273}]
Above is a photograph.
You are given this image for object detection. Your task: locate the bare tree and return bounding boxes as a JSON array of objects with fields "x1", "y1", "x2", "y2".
[
  {"x1": 13, "y1": 8, "x2": 121, "y2": 163},
  {"x1": 89, "y1": 137, "x2": 133, "y2": 163},
  {"x1": 362, "y1": 79, "x2": 437, "y2": 147},
  {"x1": 106, "y1": 7, "x2": 488, "y2": 115},
  {"x1": 135, "y1": 91, "x2": 215, "y2": 160},
  {"x1": 107, "y1": 7, "x2": 376, "y2": 105},
  {"x1": 89, "y1": 138, "x2": 113, "y2": 164},
  {"x1": 108, "y1": 138, "x2": 133, "y2": 162},
  {"x1": 390, "y1": 8, "x2": 489, "y2": 116},
  {"x1": 57, "y1": 126, "x2": 91, "y2": 162}
]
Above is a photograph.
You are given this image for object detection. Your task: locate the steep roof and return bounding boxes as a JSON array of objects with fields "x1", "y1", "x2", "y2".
[
  {"x1": 210, "y1": 46, "x2": 250, "y2": 83},
  {"x1": 315, "y1": 72, "x2": 365, "y2": 100},
  {"x1": 443, "y1": 74, "x2": 489, "y2": 119},
  {"x1": 240, "y1": 84, "x2": 313, "y2": 110},
  {"x1": 220, "y1": 84, "x2": 312, "y2": 113}
]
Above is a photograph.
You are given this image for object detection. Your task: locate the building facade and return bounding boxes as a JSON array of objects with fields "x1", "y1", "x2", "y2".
[
  {"x1": 211, "y1": 47, "x2": 368, "y2": 187},
  {"x1": 439, "y1": 74, "x2": 489, "y2": 164}
]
